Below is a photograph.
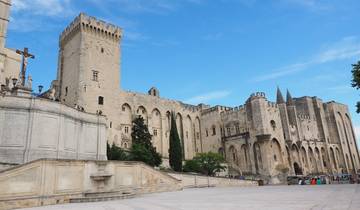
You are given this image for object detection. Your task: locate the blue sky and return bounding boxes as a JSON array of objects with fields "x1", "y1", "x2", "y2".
[{"x1": 7, "y1": 0, "x2": 360, "y2": 145}]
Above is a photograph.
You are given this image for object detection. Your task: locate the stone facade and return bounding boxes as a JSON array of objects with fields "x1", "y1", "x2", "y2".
[
  {"x1": 0, "y1": 1, "x2": 360, "y2": 184},
  {"x1": 52, "y1": 14, "x2": 360, "y2": 183},
  {"x1": 0, "y1": 93, "x2": 107, "y2": 165},
  {"x1": 0, "y1": 0, "x2": 21, "y2": 88}
]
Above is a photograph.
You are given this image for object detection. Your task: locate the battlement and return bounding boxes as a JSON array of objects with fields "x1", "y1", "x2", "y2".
[
  {"x1": 201, "y1": 105, "x2": 232, "y2": 116},
  {"x1": 267, "y1": 101, "x2": 277, "y2": 108},
  {"x1": 60, "y1": 13, "x2": 123, "y2": 46},
  {"x1": 298, "y1": 114, "x2": 311, "y2": 120}
]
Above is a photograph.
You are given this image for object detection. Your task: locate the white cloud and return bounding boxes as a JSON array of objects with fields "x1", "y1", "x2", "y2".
[
  {"x1": 254, "y1": 36, "x2": 360, "y2": 82},
  {"x1": 12, "y1": 0, "x2": 73, "y2": 17},
  {"x1": 184, "y1": 90, "x2": 231, "y2": 104}
]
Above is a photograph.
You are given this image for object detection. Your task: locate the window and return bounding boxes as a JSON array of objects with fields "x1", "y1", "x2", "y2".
[
  {"x1": 122, "y1": 106, "x2": 126, "y2": 111},
  {"x1": 270, "y1": 120, "x2": 276, "y2": 131},
  {"x1": 65, "y1": 87, "x2": 68, "y2": 96},
  {"x1": 153, "y1": 129, "x2": 158, "y2": 136},
  {"x1": 212, "y1": 126, "x2": 216, "y2": 136},
  {"x1": 274, "y1": 155, "x2": 277, "y2": 161},
  {"x1": 92, "y1": 70, "x2": 99, "y2": 81},
  {"x1": 196, "y1": 132, "x2": 200, "y2": 139},
  {"x1": 98, "y1": 96, "x2": 104, "y2": 105},
  {"x1": 124, "y1": 126, "x2": 129, "y2": 134},
  {"x1": 236, "y1": 125, "x2": 240, "y2": 134},
  {"x1": 206, "y1": 129, "x2": 209, "y2": 137},
  {"x1": 227, "y1": 127, "x2": 231, "y2": 136},
  {"x1": 101, "y1": 48, "x2": 104, "y2": 53},
  {"x1": 110, "y1": 122, "x2": 112, "y2": 128}
]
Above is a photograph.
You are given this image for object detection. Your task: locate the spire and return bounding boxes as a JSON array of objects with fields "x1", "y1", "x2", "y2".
[
  {"x1": 286, "y1": 89, "x2": 295, "y2": 106},
  {"x1": 276, "y1": 86, "x2": 285, "y2": 104}
]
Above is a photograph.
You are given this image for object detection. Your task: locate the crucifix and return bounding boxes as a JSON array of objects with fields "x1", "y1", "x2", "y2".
[{"x1": 16, "y1": 47, "x2": 35, "y2": 87}]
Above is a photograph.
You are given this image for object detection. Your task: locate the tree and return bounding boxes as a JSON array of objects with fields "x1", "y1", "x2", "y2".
[
  {"x1": 131, "y1": 116, "x2": 162, "y2": 167},
  {"x1": 169, "y1": 112, "x2": 183, "y2": 172},
  {"x1": 351, "y1": 61, "x2": 360, "y2": 113},
  {"x1": 107, "y1": 142, "x2": 129, "y2": 161},
  {"x1": 192, "y1": 152, "x2": 227, "y2": 176},
  {"x1": 183, "y1": 159, "x2": 201, "y2": 173}
]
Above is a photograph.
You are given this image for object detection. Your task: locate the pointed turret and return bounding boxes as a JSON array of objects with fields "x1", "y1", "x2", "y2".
[
  {"x1": 286, "y1": 89, "x2": 295, "y2": 106},
  {"x1": 276, "y1": 87, "x2": 285, "y2": 104}
]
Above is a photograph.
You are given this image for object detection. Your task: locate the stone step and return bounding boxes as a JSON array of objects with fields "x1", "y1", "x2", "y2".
[
  {"x1": 70, "y1": 192, "x2": 136, "y2": 203},
  {"x1": 84, "y1": 190, "x2": 134, "y2": 198}
]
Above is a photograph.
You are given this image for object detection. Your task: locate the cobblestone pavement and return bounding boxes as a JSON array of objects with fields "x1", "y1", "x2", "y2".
[{"x1": 23, "y1": 184, "x2": 360, "y2": 210}]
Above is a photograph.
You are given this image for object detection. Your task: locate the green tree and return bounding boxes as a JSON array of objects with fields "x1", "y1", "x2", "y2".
[
  {"x1": 351, "y1": 61, "x2": 360, "y2": 113},
  {"x1": 193, "y1": 152, "x2": 227, "y2": 176},
  {"x1": 107, "y1": 142, "x2": 129, "y2": 161},
  {"x1": 169, "y1": 112, "x2": 183, "y2": 172},
  {"x1": 183, "y1": 159, "x2": 201, "y2": 173},
  {"x1": 131, "y1": 116, "x2": 162, "y2": 167}
]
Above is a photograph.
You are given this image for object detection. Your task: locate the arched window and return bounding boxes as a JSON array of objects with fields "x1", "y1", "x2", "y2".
[{"x1": 270, "y1": 120, "x2": 276, "y2": 131}]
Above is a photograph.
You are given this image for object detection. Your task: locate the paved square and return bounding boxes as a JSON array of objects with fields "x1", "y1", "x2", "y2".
[{"x1": 23, "y1": 185, "x2": 360, "y2": 210}]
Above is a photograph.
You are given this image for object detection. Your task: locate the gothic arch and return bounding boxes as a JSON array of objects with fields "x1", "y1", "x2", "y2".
[
  {"x1": 137, "y1": 106, "x2": 148, "y2": 122},
  {"x1": 194, "y1": 116, "x2": 201, "y2": 153},
  {"x1": 271, "y1": 138, "x2": 282, "y2": 164},
  {"x1": 301, "y1": 147, "x2": 308, "y2": 172},
  {"x1": 183, "y1": 115, "x2": 194, "y2": 159},
  {"x1": 121, "y1": 103, "x2": 132, "y2": 124},
  {"x1": 253, "y1": 142, "x2": 263, "y2": 174},
  {"x1": 330, "y1": 147, "x2": 338, "y2": 170},
  {"x1": 308, "y1": 147, "x2": 318, "y2": 174},
  {"x1": 151, "y1": 108, "x2": 162, "y2": 152},
  {"x1": 240, "y1": 144, "x2": 250, "y2": 172},
  {"x1": 229, "y1": 145, "x2": 238, "y2": 165},
  {"x1": 176, "y1": 113, "x2": 184, "y2": 157}
]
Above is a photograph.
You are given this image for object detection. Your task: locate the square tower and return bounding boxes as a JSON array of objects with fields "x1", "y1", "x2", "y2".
[
  {"x1": 0, "y1": 0, "x2": 11, "y2": 50},
  {"x1": 57, "y1": 13, "x2": 122, "y2": 114}
]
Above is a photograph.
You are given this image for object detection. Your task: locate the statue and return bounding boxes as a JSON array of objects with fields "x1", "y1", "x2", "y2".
[
  {"x1": 27, "y1": 75, "x2": 32, "y2": 89},
  {"x1": 16, "y1": 47, "x2": 35, "y2": 87}
]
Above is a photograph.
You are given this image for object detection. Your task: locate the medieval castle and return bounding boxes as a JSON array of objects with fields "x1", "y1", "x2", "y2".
[{"x1": 0, "y1": 0, "x2": 359, "y2": 184}]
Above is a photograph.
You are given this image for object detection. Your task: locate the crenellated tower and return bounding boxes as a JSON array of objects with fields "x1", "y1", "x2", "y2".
[{"x1": 57, "y1": 13, "x2": 122, "y2": 115}]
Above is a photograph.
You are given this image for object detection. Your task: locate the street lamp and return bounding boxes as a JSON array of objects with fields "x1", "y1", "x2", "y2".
[
  {"x1": 38, "y1": 85, "x2": 43, "y2": 94},
  {"x1": 12, "y1": 78, "x2": 17, "y2": 87}
]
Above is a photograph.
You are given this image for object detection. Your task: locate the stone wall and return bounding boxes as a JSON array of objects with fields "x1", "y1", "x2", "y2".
[
  {"x1": 0, "y1": 159, "x2": 182, "y2": 210},
  {"x1": 168, "y1": 173, "x2": 258, "y2": 188},
  {"x1": 0, "y1": 94, "x2": 107, "y2": 164}
]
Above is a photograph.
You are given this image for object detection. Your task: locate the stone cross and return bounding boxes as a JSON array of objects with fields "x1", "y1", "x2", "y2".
[{"x1": 16, "y1": 47, "x2": 35, "y2": 87}]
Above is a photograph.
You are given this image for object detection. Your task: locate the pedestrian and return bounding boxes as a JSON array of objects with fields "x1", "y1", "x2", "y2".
[{"x1": 316, "y1": 178, "x2": 321, "y2": 185}]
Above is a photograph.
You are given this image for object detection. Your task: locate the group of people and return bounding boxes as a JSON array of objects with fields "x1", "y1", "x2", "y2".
[{"x1": 298, "y1": 177, "x2": 326, "y2": 185}]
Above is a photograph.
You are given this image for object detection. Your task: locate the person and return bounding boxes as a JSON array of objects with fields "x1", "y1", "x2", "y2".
[
  {"x1": 317, "y1": 178, "x2": 321, "y2": 185},
  {"x1": 298, "y1": 179, "x2": 302, "y2": 185},
  {"x1": 311, "y1": 178, "x2": 316, "y2": 185}
]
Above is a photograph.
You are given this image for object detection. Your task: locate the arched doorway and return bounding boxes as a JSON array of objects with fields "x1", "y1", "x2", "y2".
[{"x1": 293, "y1": 162, "x2": 303, "y2": 175}]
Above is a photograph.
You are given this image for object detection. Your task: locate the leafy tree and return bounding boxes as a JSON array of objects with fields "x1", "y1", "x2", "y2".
[
  {"x1": 183, "y1": 159, "x2": 201, "y2": 173},
  {"x1": 192, "y1": 152, "x2": 227, "y2": 176},
  {"x1": 351, "y1": 61, "x2": 360, "y2": 113},
  {"x1": 169, "y1": 112, "x2": 183, "y2": 172},
  {"x1": 131, "y1": 116, "x2": 162, "y2": 167},
  {"x1": 107, "y1": 142, "x2": 129, "y2": 161}
]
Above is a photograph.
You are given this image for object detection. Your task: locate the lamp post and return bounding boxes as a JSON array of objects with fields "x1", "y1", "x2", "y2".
[
  {"x1": 12, "y1": 78, "x2": 18, "y2": 88},
  {"x1": 38, "y1": 85, "x2": 43, "y2": 94}
]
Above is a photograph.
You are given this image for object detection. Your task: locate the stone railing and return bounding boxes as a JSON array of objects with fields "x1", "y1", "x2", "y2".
[
  {"x1": 168, "y1": 172, "x2": 258, "y2": 188},
  {"x1": 0, "y1": 159, "x2": 181, "y2": 210}
]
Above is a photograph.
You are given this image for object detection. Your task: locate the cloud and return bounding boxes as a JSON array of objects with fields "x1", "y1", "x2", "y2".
[
  {"x1": 184, "y1": 90, "x2": 231, "y2": 104},
  {"x1": 281, "y1": 0, "x2": 332, "y2": 11},
  {"x1": 12, "y1": 0, "x2": 73, "y2": 17},
  {"x1": 202, "y1": 32, "x2": 223, "y2": 41},
  {"x1": 254, "y1": 36, "x2": 360, "y2": 82}
]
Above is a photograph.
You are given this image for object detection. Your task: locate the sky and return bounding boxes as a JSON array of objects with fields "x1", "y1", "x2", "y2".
[{"x1": 6, "y1": 0, "x2": 360, "y2": 146}]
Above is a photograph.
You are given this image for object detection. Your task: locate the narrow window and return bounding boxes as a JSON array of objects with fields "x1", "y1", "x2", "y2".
[
  {"x1": 65, "y1": 87, "x2": 68, "y2": 96},
  {"x1": 153, "y1": 129, "x2": 158, "y2": 136},
  {"x1": 212, "y1": 126, "x2": 216, "y2": 136},
  {"x1": 92, "y1": 70, "x2": 99, "y2": 81},
  {"x1": 236, "y1": 125, "x2": 240, "y2": 134},
  {"x1": 206, "y1": 129, "x2": 209, "y2": 137},
  {"x1": 196, "y1": 132, "x2": 200, "y2": 139},
  {"x1": 270, "y1": 120, "x2": 276, "y2": 131},
  {"x1": 227, "y1": 127, "x2": 231, "y2": 136},
  {"x1": 98, "y1": 96, "x2": 104, "y2": 105},
  {"x1": 110, "y1": 122, "x2": 112, "y2": 128},
  {"x1": 101, "y1": 48, "x2": 104, "y2": 53},
  {"x1": 125, "y1": 126, "x2": 129, "y2": 134},
  {"x1": 186, "y1": 131, "x2": 189, "y2": 139}
]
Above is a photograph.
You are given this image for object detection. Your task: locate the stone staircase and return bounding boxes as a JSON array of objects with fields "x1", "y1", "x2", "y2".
[{"x1": 70, "y1": 191, "x2": 136, "y2": 203}]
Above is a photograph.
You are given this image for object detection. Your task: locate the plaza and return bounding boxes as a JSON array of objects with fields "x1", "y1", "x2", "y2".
[{"x1": 22, "y1": 185, "x2": 360, "y2": 210}]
